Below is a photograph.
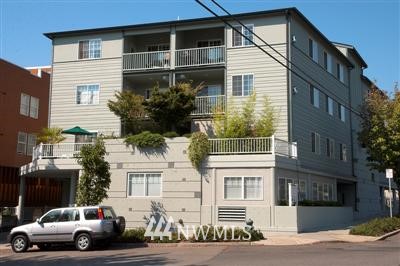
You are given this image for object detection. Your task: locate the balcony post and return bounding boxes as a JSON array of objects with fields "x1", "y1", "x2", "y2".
[
  {"x1": 38, "y1": 142, "x2": 43, "y2": 160},
  {"x1": 271, "y1": 135, "x2": 275, "y2": 155},
  {"x1": 170, "y1": 26, "x2": 176, "y2": 70}
]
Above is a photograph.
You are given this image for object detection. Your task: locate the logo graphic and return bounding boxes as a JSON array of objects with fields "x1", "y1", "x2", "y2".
[{"x1": 144, "y1": 216, "x2": 252, "y2": 241}]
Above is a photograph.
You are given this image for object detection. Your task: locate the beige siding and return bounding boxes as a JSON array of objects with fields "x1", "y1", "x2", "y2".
[
  {"x1": 53, "y1": 32, "x2": 123, "y2": 63},
  {"x1": 290, "y1": 18, "x2": 352, "y2": 178},
  {"x1": 226, "y1": 44, "x2": 288, "y2": 140},
  {"x1": 50, "y1": 58, "x2": 122, "y2": 138}
]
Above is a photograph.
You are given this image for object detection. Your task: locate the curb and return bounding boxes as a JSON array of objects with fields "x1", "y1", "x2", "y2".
[
  {"x1": 375, "y1": 229, "x2": 400, "y2": 241},
  {"x1": 114, "y1": 241, "x2": 253, "y2": 248}
]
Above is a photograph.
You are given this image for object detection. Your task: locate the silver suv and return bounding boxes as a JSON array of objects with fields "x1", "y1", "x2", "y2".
[{"x1": 7, "y1": 206, "x2": 125, "y2": 252}]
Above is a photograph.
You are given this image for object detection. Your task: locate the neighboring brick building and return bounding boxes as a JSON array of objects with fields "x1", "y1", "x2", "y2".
[{"x1": 0, "y1": 59, "x2": 62, "y2": 211}]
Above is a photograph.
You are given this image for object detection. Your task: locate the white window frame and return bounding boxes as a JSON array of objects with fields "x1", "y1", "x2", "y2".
[
  {"x1": 340, "y1": 143, "x2": 347, "y2": 162},
  {"x1": 75, "y1": 84, "x2": 100, "y2": 105},
  {"x1": 17, "y1": 132, "x2": 27, "y2": 155},
  {"x1": 232, "y1": 74, "x2": 254, "y2": 97},
  {"x1": 78, "y1": 38, "x2": 102, "y2": 60},
  {"x1": 339, "y1": 104, "x2": 346, "y2": 122},
  {"x1": 29, "y1": 96, "x2": 39, "y2": 119},
  {"x1": 310, "y1": 85, "x2": 320, "y2": 108},
  {"x1": 324, "y1": 51, "x2": 333, "y2": 73},
  {"x1": 127, "y1": 172, "x2": 162, "y2": 198},
  {"x1": 313, "y1": 182, "x2": 334, "y2": 201},
  {"x1": 326, "y1": 96, "x2": 334, "y2": 116},
  {"x1": 326, "y1": 138, "x2": 335, "y2": 159},
  {"x1": 20, "y1": 93, "x2": 30, "y2": 116},
  {"x1": 337, "y1": 63, "x2": 344, "y2": 83},
  {"x1": 224, "y1": 176, "x2": 263, "y2": 200},
  {"x1": 27, "y1": 134, "x2": 37, "y2": 156},
  {"x1": 311, "y1": 132, "x2": 321, "y2": 155},
  {"x1": 232, "y1": 24, "x2": 254, "y2": 47},
  {"x1": 299, "y1": 180, "x2": 307, "y2": 201},
  {"x1": 278, "y1": 177, "x2": 294, "y2": 202},
  {"x1": 309, "y1": 38, "x2": 318, "y2": 63}
]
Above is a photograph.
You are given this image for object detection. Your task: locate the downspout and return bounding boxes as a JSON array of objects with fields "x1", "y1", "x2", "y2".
[
  {"x1": 48, "y1": 40, "x2": 55, "y2": 127},
  {"x1": 347, "y1": 65, "x2": 357, "y2": 211},
  {"x1": 286, "y1": 10, "x2": 293, "y2": 143}
]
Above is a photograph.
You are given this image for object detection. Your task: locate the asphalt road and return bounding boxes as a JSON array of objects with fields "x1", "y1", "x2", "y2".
[{"x1": 0, "y1": 234, "x2": 399, "y2": 266}]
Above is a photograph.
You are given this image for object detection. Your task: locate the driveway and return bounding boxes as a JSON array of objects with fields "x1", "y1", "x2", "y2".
[{"x1": 0, "y1": 234, "x2": 399, "y2": 266}]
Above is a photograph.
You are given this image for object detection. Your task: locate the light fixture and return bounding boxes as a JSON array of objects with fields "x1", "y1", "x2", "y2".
[
  {"x1": 292, "y1": 35, "x2": 296, "y2": 43},
  {"x1": 292, "y1": 86, "x2": 298, "y2": 94}
]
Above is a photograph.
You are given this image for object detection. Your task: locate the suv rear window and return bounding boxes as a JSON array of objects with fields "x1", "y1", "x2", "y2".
[
  {"x1": 83, "y1": 208, "x2": 99, "y2": 220},
  {"x1": 102, "y1": 207, "x2": 116, "y2": 220}
]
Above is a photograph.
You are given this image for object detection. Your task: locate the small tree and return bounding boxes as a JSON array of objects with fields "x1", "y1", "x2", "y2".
[
  {"x1": 254, "y1": 97, "x2": 276, "y2": 137},
  {"x1": 107, "y1": 91, "x2": 146, "y2": 135},
  {"x1": 36, "y1": 127, "x2": 66, "y2": 144},
  {"x1": 76, "y1": 138, "x2": 111, "y2": 206},
  {"x1": 358, "y1": 86, "x2": 400, "y2": 212},
  {"x1": 143, "y1": 82, "x2": 202, "y2": 132}
]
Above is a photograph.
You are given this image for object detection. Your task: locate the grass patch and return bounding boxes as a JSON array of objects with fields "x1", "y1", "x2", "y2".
[{"x1": 350, "y1": 217, "x2": 400, "y2": 237}]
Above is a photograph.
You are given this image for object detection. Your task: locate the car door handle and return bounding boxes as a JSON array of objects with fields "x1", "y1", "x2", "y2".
[{"x1": 75, "y1": 224, "x2": 80, "y2": 227}]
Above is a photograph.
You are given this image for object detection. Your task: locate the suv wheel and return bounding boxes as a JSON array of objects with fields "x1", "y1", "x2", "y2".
[
  {"x1": 11, "y1": 235, "x2": 29, "y2": 253},
  {"x1": 75, "y1": 233, "x2": 92, "y2": 251},
  {"x1": 113, "y1": 216, "x2": 126, "y2": 234}
]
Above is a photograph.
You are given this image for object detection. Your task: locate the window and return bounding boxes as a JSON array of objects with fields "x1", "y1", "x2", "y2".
[
  {"x1": 232, "y1": 25, "x2": 254, "y2": 47},
  {"x1": 324, "y1": 52, "x2": 333, "y2": 73},
  {"x1": 310, "y1": 85, "x2": 320, "y2": 108},
  {"x1": 308, "y1": 38, "x2": 318, "y2": 63},
  {"x1": 224, "y1": 176, "x2": 262, "y2": 200},
  {"x1": 84, "y1": 208, "x2": 99, "y2": 220},
  {"x1": 232, "y1": 74, "x2": 254, "y2": 96},
  {"x1": 326, "y1": 96, "x2": 334, "y2": 116},
  {"x1": 311, "y1": 132, "x2": 320, "y2": 154},
  {"x1": 27, "y1": 134, "x2": 37, "y2": 156},
  {"x1": 340, "y1": 143, "x2": 347, "y2": 162},
  {"x1": 299, "y1": 180, "x2": 307, "y2": 201},
  {"x1": 326, "y1": 138, "x2": 335, "y2": 158},
  {"x1": 59, "y1": 209, "x2": 80, "y2": 222},
  {"x1": 17, "y1": 132, "x2": 27, "y2": 154},
  {"x1": 20, "y1": 93, "x2": 30, "y2": 116},
  {"x1": 79, "y1": 39, "x2": 101, "y2": 59},
  {"x1": 128, "y1": 173, "x2": 162, "y2": 197},
  {"x1": 41, "y1": 210, "x2": 62, "y2": 223},
  {"x1": 76, "y1": 84, "x2": 99, "y2": 105},
  {"x1": 337, "y1": 63, "x2": 344, "y2": 83},
  {"x1": 147, "y1": 44, "x2": 170, "y2": 51},
  {"x1": 278, "y1": 177, "x2": 293, "y2": 202},
  {"x1": 312, "y1": 182, "x2": 334, "y2": 201},
  {"x1": 338, "y1": 104, "x2": 345, "y2": 122},
  {"x1": 102, "y1": 207, "x2": 116, "y2": 220},
  {"x1": 29, "y1": 96, "x2": 39, "y2": 119}
]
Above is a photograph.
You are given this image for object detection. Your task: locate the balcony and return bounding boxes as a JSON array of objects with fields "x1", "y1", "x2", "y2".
[
  {"x1": 175, "y1": 46, "x2": 225, "y2": 68},
  {"x1": 122, "y1": 46, "x2": 226, "y2": 71},
  {"x1": 33, "y1": 143, "x2": 93, "y2": 160},
  {"x1": 208, "y1": 137, "x2": 297, "y2": 158},
  {"x1": 192, "y1": 95, "x2": 226, "y2": 116}
]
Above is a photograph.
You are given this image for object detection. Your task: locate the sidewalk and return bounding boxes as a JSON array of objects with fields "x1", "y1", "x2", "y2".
[
  {"x1": 0, "y1": 228, "x2": 384, "y2": 250},
  {"x1": 254, "y1": 229, "x2": 378, "y2": 246}
]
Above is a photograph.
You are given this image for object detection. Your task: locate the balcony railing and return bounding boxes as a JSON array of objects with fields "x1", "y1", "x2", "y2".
[
  {"x1": 192, "y1": 95, "x2": 226, "y2": 116},
  {"x1": 123, "y1": 50, "x2": 170, "y2": 71},
  {"x1": 175, "y1": 46, "x2": 225, "y2": 67},
  {"x1": 32, "y1": 143, "x2": 93, "y2": 160},
  {"x1": 208, "y1": 136, "x2": 297, "y2": 158}
]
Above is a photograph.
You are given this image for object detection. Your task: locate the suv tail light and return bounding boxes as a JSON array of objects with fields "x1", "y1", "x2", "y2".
[{"x1": 97, "y1": 208, "x2": 104, "y2": 220}]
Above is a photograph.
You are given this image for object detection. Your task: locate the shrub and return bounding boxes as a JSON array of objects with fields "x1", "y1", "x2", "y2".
[
  {"x1": 124, "y1": 131, "x2": 165, "y2": 148},
  {"x1": 183, "y1": 133, "x2": 192, "y2": 138},
  {"x1": 188, "y1": 132, "x2": 209, "y2": 169},
  {"x1": 163, "y1": 131, "x2": 179, "y2": 138},
  {"x1": 350, "y1": 217, "x2": 400, "y2": 236}
]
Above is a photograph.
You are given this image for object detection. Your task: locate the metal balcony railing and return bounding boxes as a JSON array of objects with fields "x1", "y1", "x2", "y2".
[
  {"x1": 192, "y1": 95, "x2": 226, "y2": 116},
  {"x1": 175, "y1": 46, "x2": 225, "y2": 67},
  {"x1": 32, "y1": 143, "x2": 93, "y2": 160},
  {"x1": 123, "y1": 50, "x2": 170, "y2": 71}
]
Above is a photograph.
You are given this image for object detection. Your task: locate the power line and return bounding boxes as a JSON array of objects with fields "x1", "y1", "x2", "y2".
[{"x1": 195, "y1": 0, "x2": 361, "y2": 117}]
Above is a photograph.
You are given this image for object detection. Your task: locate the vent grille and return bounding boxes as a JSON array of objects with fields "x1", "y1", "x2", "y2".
[{"x1": 218, "y1": 207, "x2": 246, "y2": 222}]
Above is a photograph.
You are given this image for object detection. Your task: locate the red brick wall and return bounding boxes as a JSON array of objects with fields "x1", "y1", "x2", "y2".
[{"x1": 0, "y1": 59, "x2": 50, "y2": 167}]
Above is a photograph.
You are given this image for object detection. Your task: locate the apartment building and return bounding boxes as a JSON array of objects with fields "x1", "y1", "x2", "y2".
[
  {"x1": 0, "y1": 59, "x2": 63, "y2": 217},
  {"x1": 19, "y1": 8, "x2": 398, "y2": 232}
]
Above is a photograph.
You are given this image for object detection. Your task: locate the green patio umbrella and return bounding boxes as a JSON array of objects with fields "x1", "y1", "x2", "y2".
[{"x1": 62, "y1": 126, "x2": 93, "y2": 135}]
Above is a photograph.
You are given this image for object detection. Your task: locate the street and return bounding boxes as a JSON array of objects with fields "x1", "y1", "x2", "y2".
[{"x1": 0, "y1": 234, "x2": 399, "y2": 266}]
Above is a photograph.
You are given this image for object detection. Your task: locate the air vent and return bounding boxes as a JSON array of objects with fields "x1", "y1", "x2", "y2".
[{"x1": 218, "y1": 207, "x2": 246, "y2": 222}]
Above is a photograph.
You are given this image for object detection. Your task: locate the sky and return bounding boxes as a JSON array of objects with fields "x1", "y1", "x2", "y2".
[{"x1": 0, "y1": 0, "x2": 399, "y2": 92}]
